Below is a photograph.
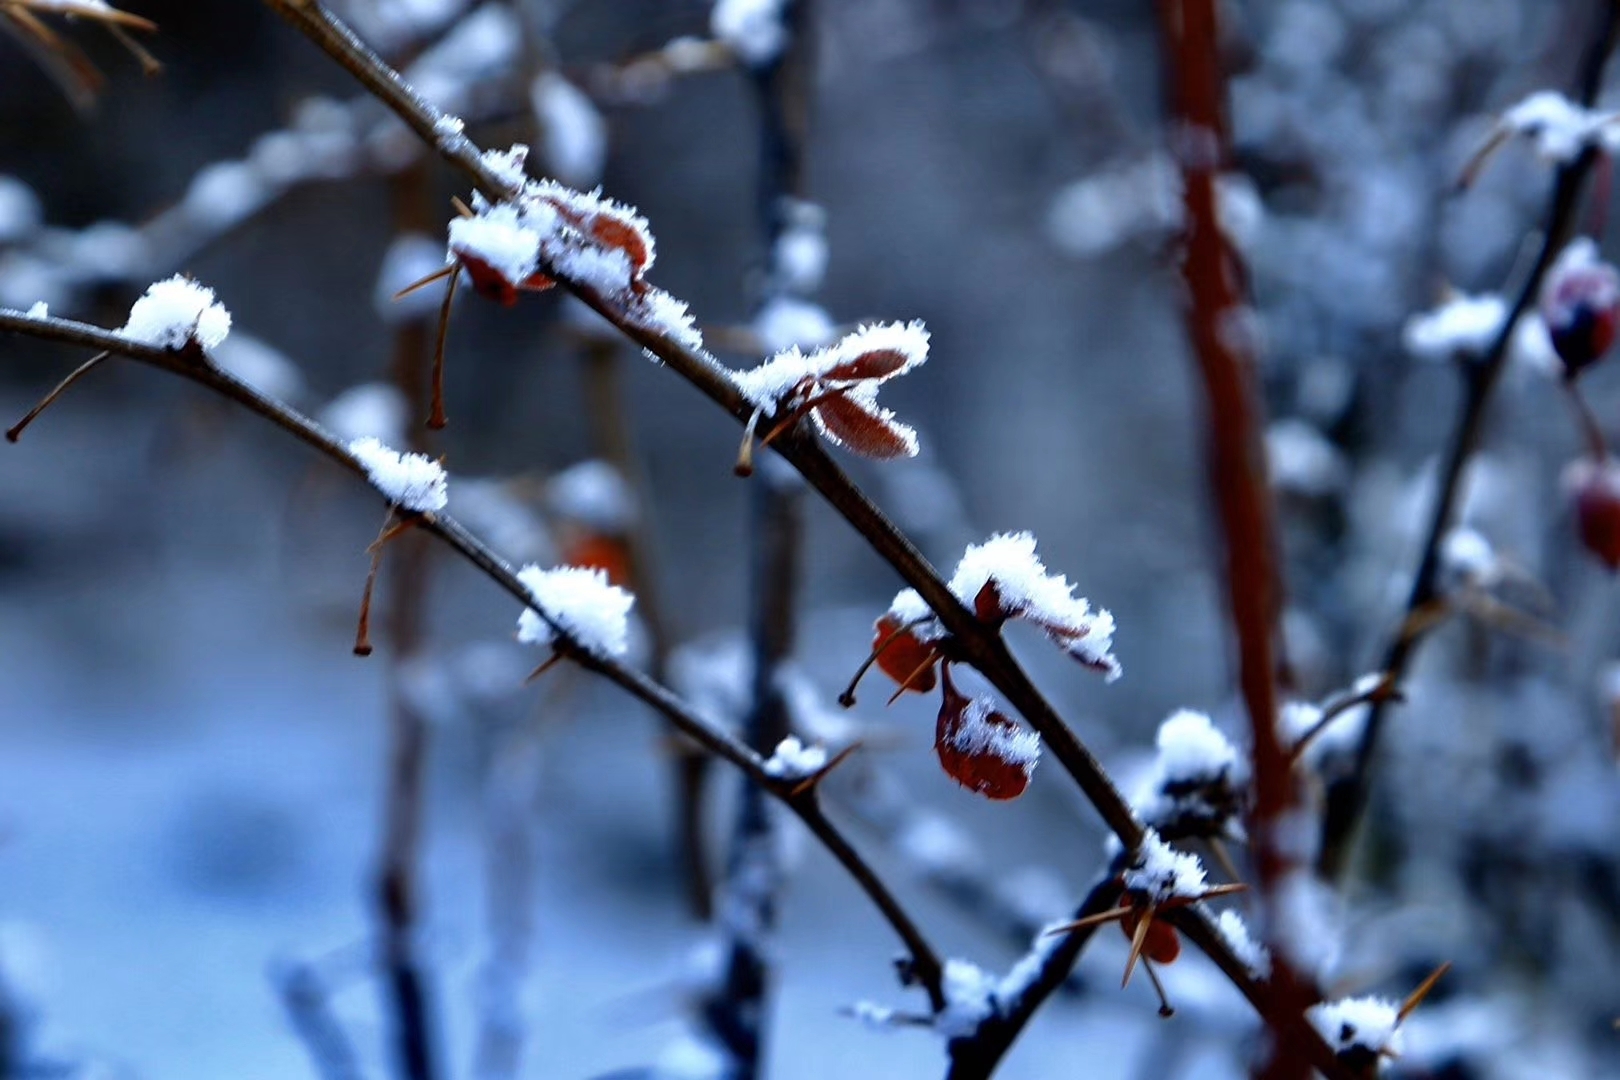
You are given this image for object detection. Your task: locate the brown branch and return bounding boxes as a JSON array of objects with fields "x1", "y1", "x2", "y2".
[
  {"x1": 1154, "y1": 3, "x2": 1314, "y2": 1076},
  {"x1": 0, "y1": 308, "x2": 947, "y2": 1014},
  {"x1": 250, "y1": 4, "x2": 1355, "y2": 1069},
  {"x1": 1316, "y1": 0, "x2": 1620, "y2": 882}
]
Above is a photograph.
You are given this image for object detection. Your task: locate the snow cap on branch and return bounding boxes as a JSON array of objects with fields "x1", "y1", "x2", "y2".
[
  {"x1": 1134, "y1": 709, "x2": 1248, "y2": 835},
  {"x1": 515, "y1": 563, "x2": 635, "y2": 658},
  {"x1": 1122, "y1": 830, "x2": 1207, "y2": 904},
  {"x1": 762, "y1": 735, "x2": 828, "y2": 779},
  {"x1": 1501, "y1": 90, "x2": 1617, "y2": 162},
  {"x1": 348, "y1": 437, "x2": 448, "y2": 513},
  {"x1": 1309, "y1": 996, "x2": 1403, "y2": 1061},
  {"x1": 121, "y1": 275, "x2": 231, "y2": 351},
  {"x1": 734, "y1": 320, "x2": 929, "y2": 412},
  {"x1": 1402, "y1": 291, "x2": 1506, "y2": 361}
]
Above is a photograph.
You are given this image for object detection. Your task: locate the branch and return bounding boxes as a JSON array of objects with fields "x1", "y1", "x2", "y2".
[
  {"x1": 252, "y1": 4, "x2": 1356, "y2": 1070},
  {"x1": 274, "y1": 961, "x2": 367, "y2": 1080},
  {"x1": 0, "y1": 308, "x2": 946, "y2": 1013},
  {"x1": 1316, "y1": 0, "x2": 1620, "y2": 881},
  {"x1": 943, "y1": 873, "x2": 1122, "y2": 1080}
]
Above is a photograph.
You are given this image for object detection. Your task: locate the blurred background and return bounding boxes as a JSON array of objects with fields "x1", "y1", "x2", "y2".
[{"x1": 2, "y1": 0, "x2": 1620, "y2": 1077}]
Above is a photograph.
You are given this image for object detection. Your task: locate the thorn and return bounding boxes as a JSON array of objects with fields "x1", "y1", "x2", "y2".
[
  {"x1": 1195, "y1": 882, "x2": 1249, "y2": 902},
  {"x1": 1044, "y1": 906, "x2": 1133, "y2": 936},
  {"x1": 1122, "y1": 908, "x2": 1154, "y2": 989},
  {"x1": 1143, "y1": 962, "x2": 1175, "y2": 1018},
  {"x1": 6, "y1": 351, "x2": 108, "y2": 442},
  {"x1": 1454, "y1": 125, "x2": 1510, "y2": 193},
  {"x1": 428, "y1": 267, "x2": 460, "y2": 430},
  {"x1": 393, "y1": 262, "x2": 457, "y2": 302},
  {"x1": 788, "y1": 741, "x2": 862, "y2": 797},
  {"x1": 734, "y1": 405, "x2": 764, "y2": 477},
  {"x1": 839, "y1": 616, "x2": 933, "y2": 708},
  {"x1": 884, "y1": 653, "x2": 940, "y2": 706},
  {"x1": 451, "y1": 195, "x2": 475, "y2": 219},
  {"x1": 523, "y1": 652, "x2": 564, "y2": 684},
  {"x1": 1397, "y1": 961, "x2": 1451, "y2": 1023},
  {"x1": 108, "y1": 22, "x2": 160, "y2": 75},
  {"x1": 353, "y1": 510, "x2": 399, "y2": 656},
  {"x1": 1206, "y1": 837, "x2": 1244, "y2": 887}
]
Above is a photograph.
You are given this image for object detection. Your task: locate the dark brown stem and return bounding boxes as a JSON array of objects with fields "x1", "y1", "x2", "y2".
[
  {"x1": 250, "y1": 7, "x2": 1355, "y2": 1067},
  {"x1": 427, "y1": 268, "x2": 457, "y2": 430},
  {"x1": 1317, "y1": 0, "x2": 1620, "y2": 882},
  {"x1": 1564, "y1": 374, "x2": 1610, "y2": 461},
  {"x1": 0, "y1": 306, "x2": 946, "y2": 1015}
]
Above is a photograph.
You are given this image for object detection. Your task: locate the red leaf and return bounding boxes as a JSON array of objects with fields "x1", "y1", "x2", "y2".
[
  {"x1": 811, "y1": 391, "x2": 918, "y2": 460},
  {"x1": 822, "y1": 348, "x2": 909, "y2": 382},
  {"x1": 872, "y1": 614, "x2": 938, "y2": 694},
  {"x1": 934, "y1": 682, "x2": 1037, "y2": 801},
  {"x1": 589, "y1": 214, "x2": 652, "y2": 277},
  {"x1": 456, "y1": 254, "x2": 521, "y2": 306}
]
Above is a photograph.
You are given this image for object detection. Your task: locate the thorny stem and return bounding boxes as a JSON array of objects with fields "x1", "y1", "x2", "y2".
[
  {"x1": 254, "y1": 3, "x2": 1356, "y2": 1069},
  {"x1": 1317, "y1": 0, "x2": 1620, "y2": 882},
  {"x1": 0, "y1": 308, "x2": 946, "y2": 1014},
  {"x1": 1155, "y1": 3, "x2": 1314, "y2": 1076},
  {"x1": 579, "y1": 336, "x2": 715, "y2": 920}
]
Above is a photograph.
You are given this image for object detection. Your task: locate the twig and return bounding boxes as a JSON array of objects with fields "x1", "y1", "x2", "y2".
[
  {"x1": 274, "y1": 962, "x2": 366, "y2": 1080},
  {"x1": 0, "y1": 307, "x2": 947, "y2": 1013},
  {"x1": 1154, "y1": 3, "x2": 1316, "y2": 1077},
  {"x1": 250, "y1": 5, "x2": 1356, "y2": 1069},
  {"x1": 1316, "y1": 0, "x2": 1620, "y2": 882},
  {"x1": 703, "y1": 463, "x2": 804, "y2": 1075},
  {"x1": 942, "y1": 873, "x2": 1122, "y2": 1079}
]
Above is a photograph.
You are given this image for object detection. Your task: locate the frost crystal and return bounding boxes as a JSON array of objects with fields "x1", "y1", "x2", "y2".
[
  {"x1": 733, "y1": 320, "x2": 930, "y2": 411},
  {"x1": 711, "y1": 0, "x2": 788, "y2": 67},
  {"x1": 947, "y1": 531, "x2": 1121, "y2": 680},
  {"x1": 1215, "y1": 909, "x2": 1270, "y2": 978},
  {"x1": 448, "y1": 201, "x2": 546, "y2": 290},
  {"x1": 1309, "y1": 996, "x2": 1403, "y2": 1059},
  {"x1": 479, "y1": 143, "x2": 532, "y2": 190},
  {"x1": 950, "y1": 696, "x2": 1041, "y2": 768},
  {"x1": 515, "y1": 564, "x2": 635, "y2": 658},
  {"x1": 120, "y1": 275, "x2": 232, "y2": 351},
  {"x1": 1402, "y1": 292, "x2": 1506, "y2": 360},
  {"x1": 1122, "y1": 830, "x2": 1207, "y2": 903},
  {"x1": 348, "y1": 437, "x2": 449, "y2": 513},
  {"x1": 762, "y1": 735, "x2": 828, "y2": 779},
  {"x1": 25, "y1": 301, "x2": 47, "y2": 319}
]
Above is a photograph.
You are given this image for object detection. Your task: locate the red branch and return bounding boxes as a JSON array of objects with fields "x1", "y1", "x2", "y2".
[{"x1": 1154, "y1": 2, "x2": 1313, "y2": 1076}]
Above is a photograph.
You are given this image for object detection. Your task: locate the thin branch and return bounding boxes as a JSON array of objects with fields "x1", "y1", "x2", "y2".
[
  {"x1": 249, "y1": 5, "x2": 1355, "y2": 1068},
  {"x1": 0, "y1": 307, "x2": 947, "y2": 1014},
  {"x1": 943, "y1": 874, "x2": 1122, "y2": 1080},
  {"x1": 1316, "y1": 0, "x2": 1620, "y2": 881}
]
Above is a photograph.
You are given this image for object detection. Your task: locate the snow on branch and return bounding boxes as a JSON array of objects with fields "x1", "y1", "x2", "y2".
[
  {"x1": 514, "y1": 564, "x2": 635, "y2": 659},
  {"x1": 348, "y1": 437, "x2": 449, "y2": 514},
  {"x1": 120, "y1": 275, "x2": 231, "y2": 351}
]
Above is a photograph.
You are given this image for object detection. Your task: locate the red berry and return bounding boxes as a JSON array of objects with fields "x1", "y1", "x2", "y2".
[
  {"x1": 1567, "y1": 457, "x2": 1620, "y2": 569},
  {"x1": 1541, "y1": 240, "x2": 1620, "y2": 375}
]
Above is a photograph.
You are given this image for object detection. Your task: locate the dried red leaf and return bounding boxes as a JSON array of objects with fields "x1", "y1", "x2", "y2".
[
  {"x1": 822, "y1": 348, "x2": 910, "y2": 382},
  {"x1": 811, "y1": 391, "x2": 917, "y2": 460},
  {"x1": 563, "y1": 532, "x2": 632, "y2": 587},
  {"x1": 1120, "y1": 908, "x2": 1182, "y2": 965},
  {"x1": 1576, "y1": 472, "x2": 1620, "y2": 570},
  {"x1": 973, "y1": 580, "x2": 1010, "y2": 624},
  {"x1": 934, "y1": 681, "x2": 1035, "y2": 801},
  {"x1": 457, "y1": 254, "x2": 521, "y2": 306},
  {"x1": 590, "y1": 214, "x2": 652, "y2": 277},
  {"x1": 872, "y1": 614, "x2": 938, "y2": 694}
]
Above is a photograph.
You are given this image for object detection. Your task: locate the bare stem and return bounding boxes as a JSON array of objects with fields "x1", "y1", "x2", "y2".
[{"x1": 6, "y1": 349, "x2": 107, "y2": 441}]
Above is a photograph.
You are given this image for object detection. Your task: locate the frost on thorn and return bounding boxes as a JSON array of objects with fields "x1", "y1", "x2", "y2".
[
  {"x1": 348, "y1": 437, "x2": 449, "y2": 514},
  {"x1": 120, "y1": 275, "x2": 231, "y2": 351},
  {"x1": 515, "y1": 563, "x2": 635, "y2": 659},
  {"x1": 1122, "y1": 830, "x2": 1208, "y2": 905},
  {"x1": 733, "y1": 320, "x2": 930, "y2": 471}
]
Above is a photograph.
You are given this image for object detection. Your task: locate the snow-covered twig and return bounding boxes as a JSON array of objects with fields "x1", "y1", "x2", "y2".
[
  {"x1": 1317, "y1": 1, "x2": 1620, "y2": 882},
  {"x1": 0, "y1": 305, "x2": 948, "y2": 1014}
]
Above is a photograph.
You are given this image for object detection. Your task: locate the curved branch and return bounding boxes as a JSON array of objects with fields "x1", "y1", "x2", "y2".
[{"x1": 0, "y1": 308, "x2": 946, "y2": 1013}]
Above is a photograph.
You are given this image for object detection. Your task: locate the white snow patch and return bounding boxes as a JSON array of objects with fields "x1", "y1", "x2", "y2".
[
  {"x1": 1215, "y1": 909, "x2": 1270, "y2": 978},
  {"x1": 120, "y1": 275, "x2": 231, "y2": 351},
  {"x1": 950, "y1": 696, "x2": 1041, "y2": 768},
  {"x1": 25, "y1": 300, "x2": 47, "y2": 319},
  {"x1": 1402, "y1": 291, "x2": 1506, "y2": 360},
  {"x1": 348, "y1": 436, "x2": 449, "y2": 513},
  {"x1": 711, "y1": 0, "x2": 788, "y2": 66},
  {"x1": 1153, "y1": 709, "x2": 1240, "y2": 785},
  {"x1": 762, "y1": 735, "x2": 828, "y2": 779},
  {"x1": 936, "y1": 958, "x2": 997, "y2": 1039},
  {"x1": 515, "y1": 564, "x2": 635, "y2": 658},
  {"x1": 1309, "y1": 996, "x2": 1403, "y2": 1058},
  {"x1": 1122, "y1": 830, "x2": 1207, "y2": 902}
]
